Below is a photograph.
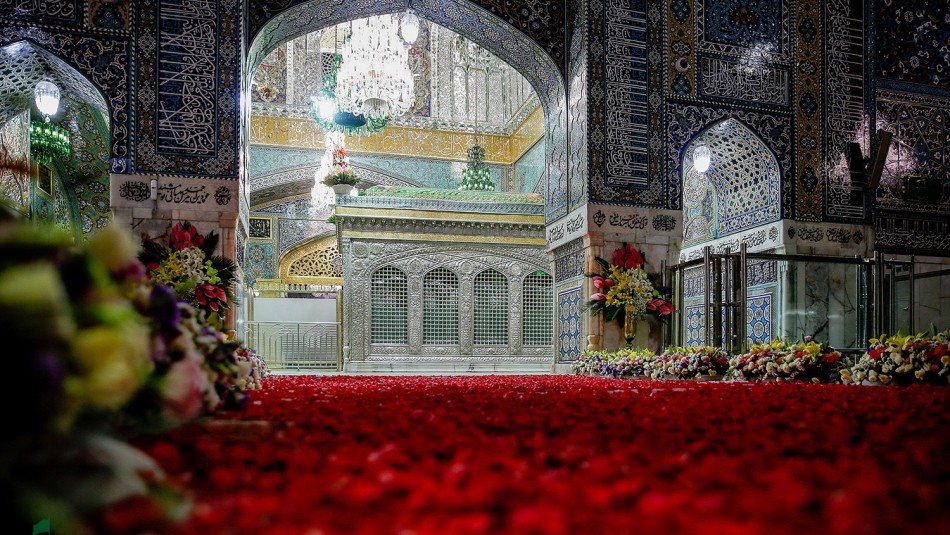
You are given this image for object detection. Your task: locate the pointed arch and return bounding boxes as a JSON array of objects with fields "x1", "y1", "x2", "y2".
[
  {"x1": 0, "y1": 37, "x2": 128, "y2": 164},
  {"x1": 279, "y1": 234, "x2": 343, "y2": 285},
  {"x1": 245, "y1": 0, "x2": 569, "y2": 222},
  {"x1": 0, "y1": 41, "x2": 113, "y2": 239},
  {"x1": 681, "y1": 118, "x2": 782, "y2": 246}
]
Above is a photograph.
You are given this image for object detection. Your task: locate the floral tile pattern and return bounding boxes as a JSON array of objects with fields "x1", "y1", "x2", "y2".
[
  {"x1": 245, "y1": 242, "x2": 276, "y2": 284},
  {"x1": 557, "y1": 287, "x2": 582, "y2": 362},
  {"x1": 876, "y1": 0, "x2": 950, "y2": 89}
]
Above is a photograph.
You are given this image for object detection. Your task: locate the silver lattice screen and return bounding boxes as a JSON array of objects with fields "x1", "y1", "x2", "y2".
[
  {"x1": 371, "y1": 266, "x2": 408, "y2": 344},
  {"x1": 423, "y1": 268, "x2": 460, "y2": 344},
  {"x1": 349, "y1": 243, "x2": 553, "y2": 362},
  {"x1": 474, "y1": 269, "x2": 509, "y2": 345},
  {"x1": 522, "y1": 272, "x2": 553, "y2": 346}
]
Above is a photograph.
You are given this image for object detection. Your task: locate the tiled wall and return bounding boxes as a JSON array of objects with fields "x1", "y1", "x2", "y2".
[
  {"x1": 513, "y1": 140, "x2": 545, "y2": 195},
  {"x1": 245, "y1": 196, "x2": 335, "y2": 285},
  {"x1": 3, "y1": 0, "x2": 948, "y2": 264}
]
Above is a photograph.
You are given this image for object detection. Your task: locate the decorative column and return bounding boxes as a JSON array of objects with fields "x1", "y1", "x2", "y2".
[{"x1": 458, "y1": 276, "x2": 474, "y2": 356}]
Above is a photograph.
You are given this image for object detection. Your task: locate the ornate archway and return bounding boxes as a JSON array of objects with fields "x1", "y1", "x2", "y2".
[
  {"x1": 0, "y1": 41, "x2": 113, "y2": 240},
  {"x1": 245, "y1": 0, "x2": 568, "y2": 222},
  {"x1": 0, "y1": 37, "x2": 127, "y2": 170},
  {"x1": 681, "y1": 118, "x2": 782, "y2": 247},
  {"x1": 279, "y1": 234, "x2": 343, "y2": 285}
]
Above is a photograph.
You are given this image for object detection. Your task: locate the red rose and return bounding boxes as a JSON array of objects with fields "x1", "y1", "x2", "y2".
[
  {"x1": 624, "y1": 243, "x2": 644, "y2": 269},
  {"x1": 612, "y1": 249, "x2": 625, "y2": 267}
]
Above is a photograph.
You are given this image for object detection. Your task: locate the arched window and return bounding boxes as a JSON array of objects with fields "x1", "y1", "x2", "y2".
[
  {"x1": 423, "y1": 268, "x2": 459, "y2": 344},
  {"x1": 474, "y1": 269, "x2": 508, "y2": 345},
  {"x1": 371, "y1": 266, "x2": 408, "y2": 344},
  {"x1": 522, "y1": 271, "x2": 553, "y2": 346}
]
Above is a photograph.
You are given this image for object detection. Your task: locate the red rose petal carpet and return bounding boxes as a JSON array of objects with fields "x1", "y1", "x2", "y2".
[{"x1": 118, "y1": 376, "x2": 948, "y2": 534}]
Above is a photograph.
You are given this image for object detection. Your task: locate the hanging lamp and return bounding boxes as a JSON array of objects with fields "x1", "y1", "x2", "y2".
[
  {"x1": 692, "y1": 144, "x2": 711, "y2": 173},
  {"x1": 401, "y1": 11, "x2": 420, "y2": 44},
  {"x1": 458, "y1": 44, "x2": 495, "y2": 192},
  {"x1": 30, "y1": 80, "x2": 70, "y2": 165},
  {"x1": 334, "y1": 15, "x2": 414, "y2": 121}
]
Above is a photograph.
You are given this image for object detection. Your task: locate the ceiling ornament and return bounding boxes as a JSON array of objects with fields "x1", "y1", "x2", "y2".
[
  {"x1": 334, "y1": 15, "x2": 415, "y2": 123},
  {"x1": 309, "y1": 51, "x2": 390, "y2": 137}
]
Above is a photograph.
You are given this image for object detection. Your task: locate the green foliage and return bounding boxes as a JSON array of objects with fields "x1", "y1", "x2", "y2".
[{"x1": 322, "y1": 170, "x2": 359, "y2": 186}]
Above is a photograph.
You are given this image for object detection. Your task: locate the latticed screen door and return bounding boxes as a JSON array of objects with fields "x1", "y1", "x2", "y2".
[
  {"x1": 474, "y1": 269, "x2": 508, "y2": 345},
  {"x1": 371, "y1": 266, "x2": 408, "y2": 344},
  {"x1": 522, "y1": 272, "x2": 553, "y2": 345},
  {"x1": 423, "y1": 268, "x2": 459, "y2": 344}
]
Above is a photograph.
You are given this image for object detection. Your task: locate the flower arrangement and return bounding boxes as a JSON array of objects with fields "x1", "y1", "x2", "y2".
[
  {"x1": 571, "y1": 348, "x2": 657, "y2": 378},
  {"x1": 0, "y1": 220, "x2": 270, "y2": 531},
  {"x1": 649, "y1": 346, "x2": 730, "y2": 380},
  {"x1": 0, "y1": 223, "x2": 183, "y2": 529},
  {"x1": 841, "y1": 330, "x2": 950, "y2": 386},
  {"x1": 321, "y1": 145, "x2": 359, "y2": 186},
  {"x1": 585, "y1": 243, "x2": 673, "y2": 322},
  {"x1": 0, "y1": 224, "x2": 153, "y2": 439},
  {"x1": 728, "y1": 338, "x2": 844, "y2": 383},
  {"x1": 322, "y1": 167, "x2": 359, "y2": 186},
  {"x1": 140, "y1": 222, "x2": 236, "y2": 325},
  {"x1": 235, "y1": 347, "x2": 270, "y2": 391},
  {"x1": 123, "y1": 294, "x2": 255, "y2": 426}
]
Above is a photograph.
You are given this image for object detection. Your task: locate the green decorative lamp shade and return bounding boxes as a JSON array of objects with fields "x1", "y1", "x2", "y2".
[
  {"x1": 459, "y1": 144, "x2": 495, "y2": 191},
  {"x1": 30, "y1": 121, "x2": 70, "y2": 165}
]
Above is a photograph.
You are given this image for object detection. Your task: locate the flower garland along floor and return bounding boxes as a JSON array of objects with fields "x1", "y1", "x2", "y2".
[
  {"x1": 573, "y1": 334, "x2": 950, "y2": 385},
  {"x1": 102, "y1": 375, "x2": 949, "y2": 535}
]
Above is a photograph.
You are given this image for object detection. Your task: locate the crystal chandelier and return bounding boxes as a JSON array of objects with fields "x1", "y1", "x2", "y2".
[
  {"x1": 335, "y1": 15, "x2": 415, "y2": 121},
  {"x1": 310, "y1": 52, "x2": 390, "y2": 137}
]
